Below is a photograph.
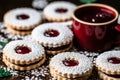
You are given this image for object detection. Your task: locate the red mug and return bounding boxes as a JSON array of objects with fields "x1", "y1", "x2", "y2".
[{"x1": 72, "y1": 3, "x2": 120, "y2": 52}]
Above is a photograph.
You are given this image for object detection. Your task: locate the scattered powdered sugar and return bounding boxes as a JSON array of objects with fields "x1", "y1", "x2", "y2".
[
  {"x1": 0, "y1": 22, "x2": 31, "y2": 41},
  {"x1": 0, "y1": 22, "x2": 51, "y2": 79},
  {"x1": 0, "y1": 22, "x2": 110, "y2": 80},
  {"x1": 0, "y1": 64, "x2": 50, "y2": 80},
  {"x1": 79, "y1": 51, "x2": 99, "y2": 64},
  {"x1": 0, "y1": 65, "x2": 19, "y2": 77},
  {"x1": 20, "y1": 65, "x2": 50, "y2": 80},
  {"x1": 32, "y1": 0, "x2": 48, "y2": 10},
  {"x1": 24, "y1": 76, "x2": 42, "y2": 80},
  {"x1": 31, "y1": 66, "x2": 49, "y2": 77}
]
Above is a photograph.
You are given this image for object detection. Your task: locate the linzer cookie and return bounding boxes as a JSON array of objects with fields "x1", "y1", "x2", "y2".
[
  {"x1": 96, "y1": 51, "x2": 120, "y2": 80},
  {"x1": 4, "y1": 8, "x2": 42, "y2": 35},
  {"x1": 2, "y1": 40, "x2": 46, "y2": 71},
  {"x1": 31, "y1": 23, "x2": 73, "y2": 55},
  {"x1": 43, "y1": 1, "x2": 76, "y2": 22},
  {"x1": 49, "y1": 52, "x2": 93, "y2": 80}
]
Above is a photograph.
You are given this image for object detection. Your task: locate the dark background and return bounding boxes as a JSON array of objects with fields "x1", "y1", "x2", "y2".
[{"x1": 0, "y1": 0, "x2": 120, "y2": 21}]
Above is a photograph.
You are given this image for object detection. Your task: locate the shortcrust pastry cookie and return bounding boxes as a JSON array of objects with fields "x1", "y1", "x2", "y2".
[
  {"x1": 49, "y1": 52, "x2": 93, "y2": 80},
  {"x1": 43, "y1": 1, "x2": 77, "y2": 22},
  {"x1": 4, "y1": 8, "x2": 42, "y2": 35},
  {"x1": 96, "y1": 51, "x2": 120, "y2": 80},
  {"x1": 31, "y1": 23, "x2": 73, "y2": 55},
  {"x1": 2, "y1": 40, "x2": 45, "y2": 71}
]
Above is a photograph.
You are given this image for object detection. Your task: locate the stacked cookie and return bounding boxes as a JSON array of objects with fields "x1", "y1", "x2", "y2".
[
  {"x1": 4, "y1": 8, "x2": 42, "y2": 35},
  {"x1": 31, "y1": 23, "x2": 73, "y2": 55},
  {"x1": 96, "y1": 51, "x2": 120, "y2": 80},
  {"x1": 2, "y1": 40, "x2": 46, "y2": 71},
  {"x1": 49, "y1": 52, "x2": 93, "y2": 80}
]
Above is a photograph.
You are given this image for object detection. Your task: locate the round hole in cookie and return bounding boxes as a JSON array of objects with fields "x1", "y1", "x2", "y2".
[
  {"x1": 108, "y1": 57, "x2": 120, "y2": 64},
  {"x1": 63, "y1": 58, "x2": 79, "y2": 67},
  {"x1": 55, "y1": 8, "x2": 68, "y2": 13},
  {"x1": 44, "y1": 29, "x2": 59, "y2": 37},
  {"x1": 16, "y1": 14, "x2": 29, "y2": 20},
  {"x1": 15, "y1": 46, "x2": 31, "y2": 54}
]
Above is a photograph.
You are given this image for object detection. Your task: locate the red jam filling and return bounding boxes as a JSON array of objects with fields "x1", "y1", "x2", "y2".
[
  {"x1": 63, "y1": 59, "x2": 78, "y2": 67},
  {"x1": 44, "y1": 30, "x2": 59, "y2": 37},
  {"x1": 108, "y1": 57, "x2": 120, "y2": 64},
  {"x1": 16, "y1": 14, "x2": 29, "y2": 20},
  {"x1": 15, "y1": 46, "x2": 31, "y2": 54},
  {"x1": 55, "y1": 8, "x2": 68, "y2": 13}
]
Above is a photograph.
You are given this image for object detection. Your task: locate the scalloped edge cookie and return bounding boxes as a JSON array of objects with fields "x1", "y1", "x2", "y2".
[
  {"x1": 43, "y1": 1, "x2": 76, "y2": 22},
  {"x1": 96, "y1": 51, "x2": 120, "y2": 75},
  {"x1": 3, "y1": 55, "x2": 46, "y2": 71},
  {"x1": 96, "y1": 51, "x2": 120, "y2": 80},
  {"x1": 31, "y1": 23, "x2": 73, "y2": 55},
  {"x1": 2, "y1": 40, "x2": 46, "y2": 70},
  {"x1": 4, "y1": 8, "x2": 42, "y2": 35},
  {"x1": 49, "y1": 52, "x2": 93, "y2": 79}
]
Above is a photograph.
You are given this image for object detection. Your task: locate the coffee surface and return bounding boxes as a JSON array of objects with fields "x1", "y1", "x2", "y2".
[{"x1": 75, "y1": 6, "x2": 115, "y2": 23}]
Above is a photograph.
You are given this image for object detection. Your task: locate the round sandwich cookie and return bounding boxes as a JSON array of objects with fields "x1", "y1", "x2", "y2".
[
  {"x1": 4, "y1": 8, "x2": 42, "y2": 35},
  {"x1": 49, "y1": 52, "x2": 93, "y2": 80},
  {"x1": 2, "y1": 40, "x2": 46, "y2": 71},
  {"x1": 96, "y1": 51, "x2": 120, "y2": 80},
  {"x1": 31, "y1": 23, "x2": 73, "y2": 55},
  {"x1": 43, "y1": 1, "x2": 77, "y2": 22}
]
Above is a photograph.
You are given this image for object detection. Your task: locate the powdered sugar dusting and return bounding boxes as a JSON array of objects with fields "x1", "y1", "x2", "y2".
[
  {"x1": 31, "y1": 66, "x2": 49, "y2": 76},
  {"x1": 50, "y1": 52, "x2": 93, "y2": 74},
  {"x1": 96, "y1": 51, "x2": 120, "y2": 73},
  {"x1": 0, "y1": 22, "x2": 102, "y2": 80},
  {"x1": 43, "y1": 1, "x2": 77, "y2": 20},
  {"x1": 4, "y1": 8, "x2": 42, "y2": 28},
  {"x1": 31, "y1": 23, "x2": 73, "y2": 47},
  {"x1": 3, "y1": 40, "x2": 45, "y2": 61},
  {"x1": 32, "y1": 0, "x2": 48, "y2": 9}
]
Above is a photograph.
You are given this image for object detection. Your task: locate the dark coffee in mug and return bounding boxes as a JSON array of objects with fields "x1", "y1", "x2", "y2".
[
  {"x1": 72, "y1": 4, "x2": 119, "y2": 52},
  {"x1": 75, "y1": 6, "x2": 115, "y2": 23}
]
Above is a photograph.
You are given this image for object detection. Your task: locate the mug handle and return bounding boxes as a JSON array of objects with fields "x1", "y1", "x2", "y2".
[
  {"x1": 115, "y1": 24, "x2": 120, "y2": 32},
  {"x1": 115, "y1": 24, "x2": 120, "y2": 44}
]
